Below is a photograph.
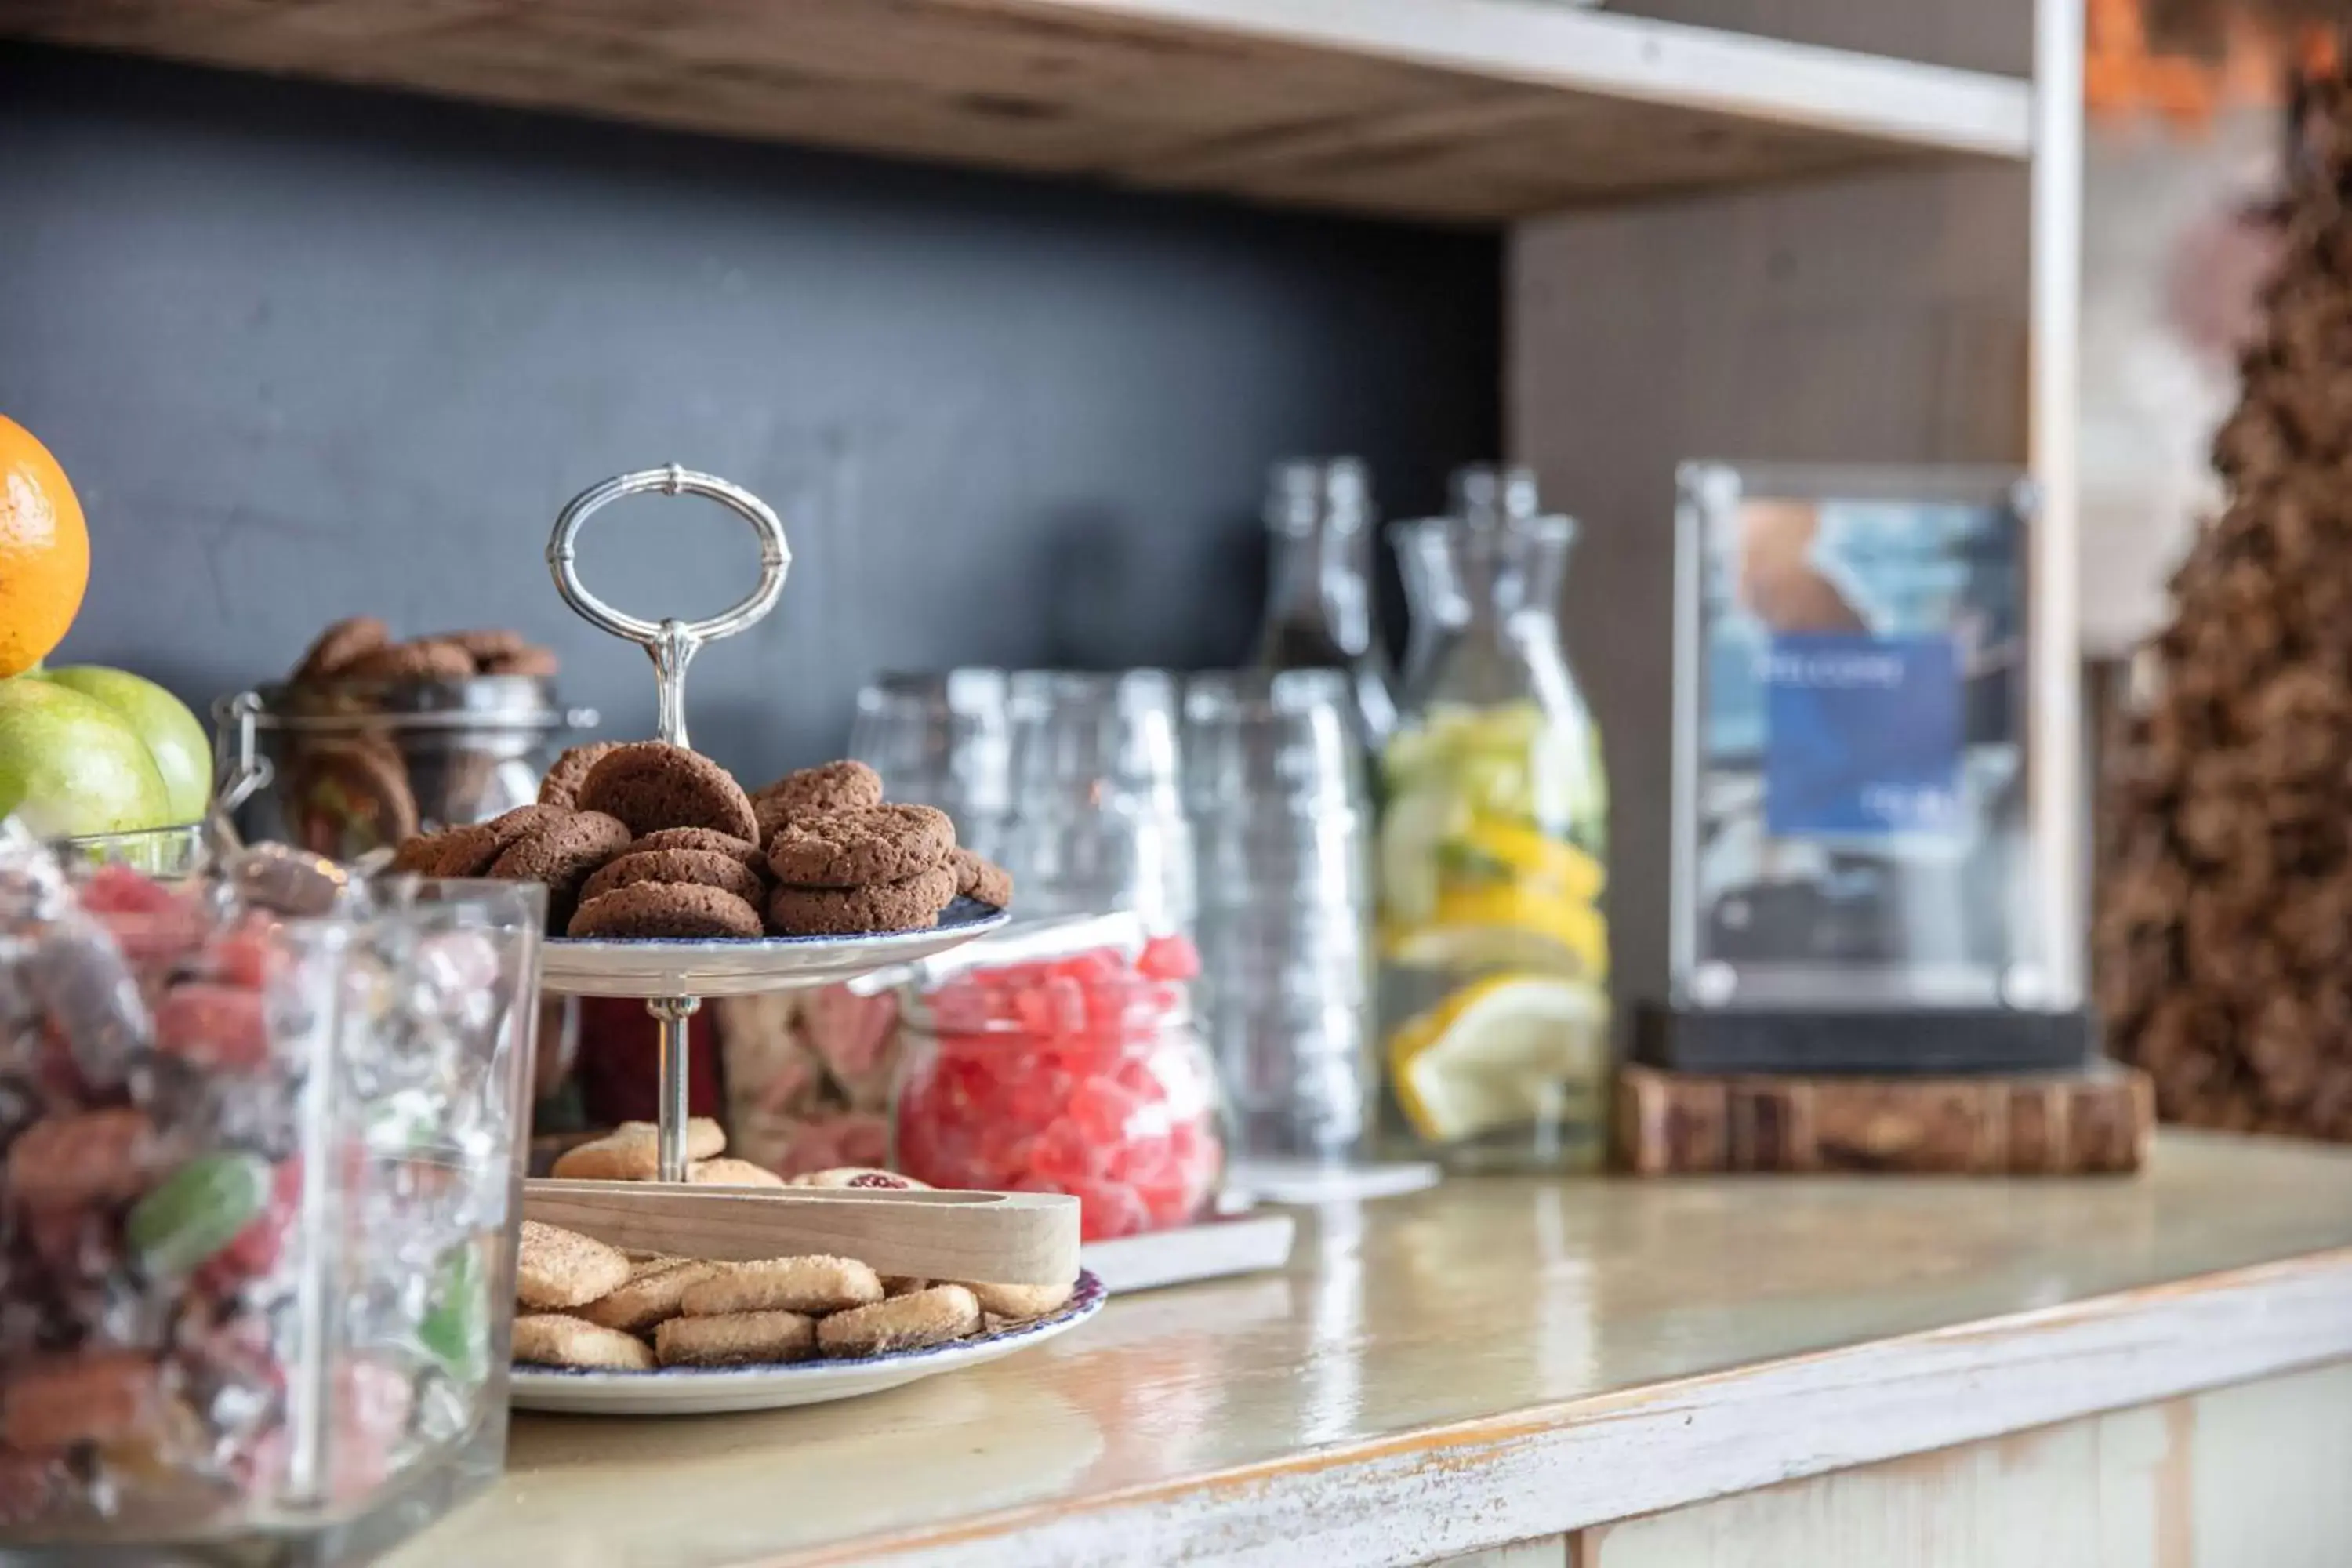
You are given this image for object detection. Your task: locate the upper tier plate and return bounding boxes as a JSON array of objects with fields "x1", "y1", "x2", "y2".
[{"x1": 540, "y1": 896, "x2": 1008, "y2": 996}]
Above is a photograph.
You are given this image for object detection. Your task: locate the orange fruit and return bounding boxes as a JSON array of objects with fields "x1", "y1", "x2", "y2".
[{"x1": 0, "y1": 416, "x2": 91, "y2": 677}]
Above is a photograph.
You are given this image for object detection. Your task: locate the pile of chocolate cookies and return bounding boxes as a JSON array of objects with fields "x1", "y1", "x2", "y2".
[
  {"x1": 291, "y1": 615, "x2": 560, "y2": 683},
  {"x1": 388, "y1": 743, "x2": 1011, "y2": 939}
]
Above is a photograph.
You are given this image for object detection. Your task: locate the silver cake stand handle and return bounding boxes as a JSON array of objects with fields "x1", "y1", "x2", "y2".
[
  {"x1": 546, "y1": 464, "x2": 791, "y2": 750},
  {"x1": 546, "y1": 464, "x2": 792, "y2": 1181}
]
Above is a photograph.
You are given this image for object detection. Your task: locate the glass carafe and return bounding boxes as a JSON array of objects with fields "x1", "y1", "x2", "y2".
[
  {"x1": 1254, "y1": 457, "x2": 1399, "y2": 750},
  {"x1": 1377, "y1": 470, "x2": 1610, "y2": 1171}
]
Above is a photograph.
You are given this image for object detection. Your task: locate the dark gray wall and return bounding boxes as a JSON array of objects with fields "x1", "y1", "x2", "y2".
[{"x1": 0, "y1": 46, "x2": 1497, "y2": 782}]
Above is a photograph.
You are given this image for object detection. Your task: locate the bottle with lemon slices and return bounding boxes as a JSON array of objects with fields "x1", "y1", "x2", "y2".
[{"x1": 1378, "y1": 467, "x2": 1610, "y2": 1171}]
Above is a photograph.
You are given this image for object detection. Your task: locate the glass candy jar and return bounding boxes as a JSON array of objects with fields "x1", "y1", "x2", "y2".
[
  {"x1": 1378, "y1": 466, "x2": 1611, "y2": 1172},
  {"x1": 0, "y1": 844, "x2": 539, "y2": 1561},
  {"x1": 891, "y1": 935, "x2": 1223, "y2": 1240}
]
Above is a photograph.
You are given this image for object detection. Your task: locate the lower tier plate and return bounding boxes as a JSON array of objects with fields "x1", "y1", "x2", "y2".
[{"x1": 510, "y1": 1272, "x2": 1105, "y2": 1416}]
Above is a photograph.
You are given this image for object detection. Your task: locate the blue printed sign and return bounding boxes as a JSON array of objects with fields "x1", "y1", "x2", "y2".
[{"x1": 1762, "y1": 633, "x2": 1961, "y2": 837}]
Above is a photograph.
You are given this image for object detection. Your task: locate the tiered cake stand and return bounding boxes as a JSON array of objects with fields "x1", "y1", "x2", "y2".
[{"x1": 534, "y1": 466, "x2": 1009, "y2": 1181}]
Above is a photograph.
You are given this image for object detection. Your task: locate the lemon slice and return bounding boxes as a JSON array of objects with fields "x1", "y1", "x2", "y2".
[
  {"x1": 1452, "y1": 820, "x2": 1606, "y2": 904},
  {"x1": 1384, "y1": 888, "x2": 1609, "y2": 981},
  {"x1": 1388, "y1": 975, "x2": 1609, "y2": 1143},
  {"x1": 1377, "y1": 787, "x2": 1467, "y2": 928}
]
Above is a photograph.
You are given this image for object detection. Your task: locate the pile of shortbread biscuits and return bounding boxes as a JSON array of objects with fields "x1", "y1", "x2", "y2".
[{"x1": 516, "y1": 1125, "x2": 1074, "y2": 1371}]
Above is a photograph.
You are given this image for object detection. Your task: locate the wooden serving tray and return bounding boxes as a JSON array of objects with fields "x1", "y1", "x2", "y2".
[{"x1": 524, "y1": 1180, "x2": 1080, "y2": 1285}]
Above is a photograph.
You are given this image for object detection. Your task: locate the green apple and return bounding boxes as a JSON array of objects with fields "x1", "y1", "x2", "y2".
[
  {"x1": 0, "y1": 677, "x2": 174, "y2": 837},
  {"x1": 34, "y1": 666, "x2": 212, "y2": 824}
]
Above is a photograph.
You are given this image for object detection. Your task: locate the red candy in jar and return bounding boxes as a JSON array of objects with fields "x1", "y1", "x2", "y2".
[{"x1": 891, "y1": 935, "x2": 1222, "y2": 1240}]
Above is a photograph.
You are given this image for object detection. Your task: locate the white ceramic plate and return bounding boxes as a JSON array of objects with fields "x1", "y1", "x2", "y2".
[
  {"x1": 539, "y1": 898, "x2": 1008, "y2": 996},
  {"x1": 510, "y1": 1272, "x2": 1105, "y2": 1416}
]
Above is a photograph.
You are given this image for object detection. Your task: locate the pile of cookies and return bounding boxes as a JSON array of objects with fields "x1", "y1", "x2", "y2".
[
  {"x1": 290, "y1": 615, "x2": 559, "y2": 683},
  {"x1": 387, "y1": 745, "x2": 1011, "y2": 939},
  {"x1": 513, "y1": 1214, "x2": 1076, "y2": 1373},
  {"x1": 547, "y1": 1116, "x2": 786, "y2": 1187}
]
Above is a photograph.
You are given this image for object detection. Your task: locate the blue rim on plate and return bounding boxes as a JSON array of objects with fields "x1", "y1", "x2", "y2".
[{"x1": 519, "y1": 1270, "x2": 1107, "y2": 1383}]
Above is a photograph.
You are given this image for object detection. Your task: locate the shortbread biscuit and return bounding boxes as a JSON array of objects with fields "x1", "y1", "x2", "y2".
[
  {"x1": 577, "y1": 742, "x2": 760, "y2": 842},
  {"x1": 817, "y1": 1285, "x2": 980, "y2": 1359},
  {"x1": 551, "y1": 1117, "x2": 727, "y2": 1181},
  {"x1": 513, "y1": 1312, "x2": 655, "y2": 1372},
  {"x1": 765, "y1": 804, "x2": 954, "y2": 887},
  {"x1": 580, "y1": 848, "x2": 765, "y2": 909},
  {"x1": 578, "y1": 1256, "x2": 720, "y2": 1334},
  {"x1": 539, "y1": 742, "x2": 622, "y2": 811},
  {"x1": 567, "y1": 882, "x2": 764, "y2": 940},
  {"x1": 688, "y1": 1157, "x2": 786, "y2": 1187},
  {"x1": 655, "y1": 1310, "x2": 817, "y2": 1368},
  {"x1": 960, "y1": 1279, "x2": 1075, "y2": 1320},
  {"x1": 681, "y1": 1255, "x2": 883, "y2": 1316},
  {"x1": 515, "y1": 1220, "x2": 632, "y2": 1309},
  {"x1": 766, "y1": 867, "x2": 958, "y2": 936}
]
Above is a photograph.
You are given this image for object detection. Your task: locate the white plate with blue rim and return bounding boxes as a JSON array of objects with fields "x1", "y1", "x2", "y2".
[
  {"x1": 538, "y1": 897, "x2": 1008, "y2": 998},
  {"x1": 510, "y1": 1272, "x2": 1105, "y2": 1416}
]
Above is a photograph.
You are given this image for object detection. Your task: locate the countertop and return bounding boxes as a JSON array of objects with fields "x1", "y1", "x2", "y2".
[{"x1": 397, "y1": 1132, "x2": 2352, "y2": 1568}]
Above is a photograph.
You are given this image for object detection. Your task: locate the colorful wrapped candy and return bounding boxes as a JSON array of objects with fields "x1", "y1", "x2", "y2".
[{"x1": 0, "y1": 837, "x2": 539, "y2": 1552}]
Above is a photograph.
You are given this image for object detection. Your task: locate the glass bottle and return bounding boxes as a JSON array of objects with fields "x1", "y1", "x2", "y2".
[
  {"x1": 1254, "y1": 457, "x2": 1399, "y2": 749},
  {"x1": 1377, "y1": 466, "x2": 1610, "y2": 1172}
]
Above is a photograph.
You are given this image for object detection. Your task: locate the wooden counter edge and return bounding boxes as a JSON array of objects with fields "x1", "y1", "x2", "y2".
[{"x1": 770, "y1": 1246, "x2": 2352, "y2": 1568}]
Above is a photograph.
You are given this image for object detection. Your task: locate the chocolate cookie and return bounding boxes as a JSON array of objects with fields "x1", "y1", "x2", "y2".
[
  {"x1": 388, "y1": 829, "x2": 453, "y2": 874},
  {"x1": 538, "y1": 742, "x2": 622, "y2": 811},
  {"x1": 751, "y1": 760, "x2": 884, "y2": 840},
  {"x1": 579, "y1": 848, "x2": 766, "y2": 909},
  {"x1": 445, "y1": 628, "x2": 529, "y2": 666},
  {"x1": 488, "y1": 811, "x2": 633, "y2": 909},
  {"x1": 766, "y1": 866, "x2": 959, "y2": 936},
  {"x1": 481, "y1": 646, "x2": 560, "y2": 679},
  {"x1": 567, "y1": 882, "x2": 764, "y2": 941},
  {"x1": 949, "y1": 848, "x2": 1014, "y2": 908},
  {"x1": 292, "y1": 615, "x2": 391, "y2": 684},
  {"x1": 334, "y1": 638, "x2": 477, "y2": 684},
  {"x1": 577, "y1": 742, "x2": 760, "y2": 842},
  {"x1": 428, "y1": 822, "x2": 502, "y2": 877},
  {"x1": 435, "y1": 803, "x2": 583, "y2": 878},
  {"x1": 632, "y1": 826, "x2": 765, "y2": 872},
  {"x1": 765, "y1": 804, "x2": 954, "y2": 887}
]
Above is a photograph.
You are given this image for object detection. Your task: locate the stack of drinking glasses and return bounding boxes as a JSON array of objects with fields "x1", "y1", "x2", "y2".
[
  {"x1": 851, "y1": 669, "x2": 1196, "y2": 935},
  {"x1": 847, "y1": 669, "x2": 1011, "y2": 858},
  {"x1": 1184, "y1": 669, "x2": 1374, "y2": 1163},
  {"x1": 1000, "y1": 670, "x2": 1196, "y2": 932}
]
